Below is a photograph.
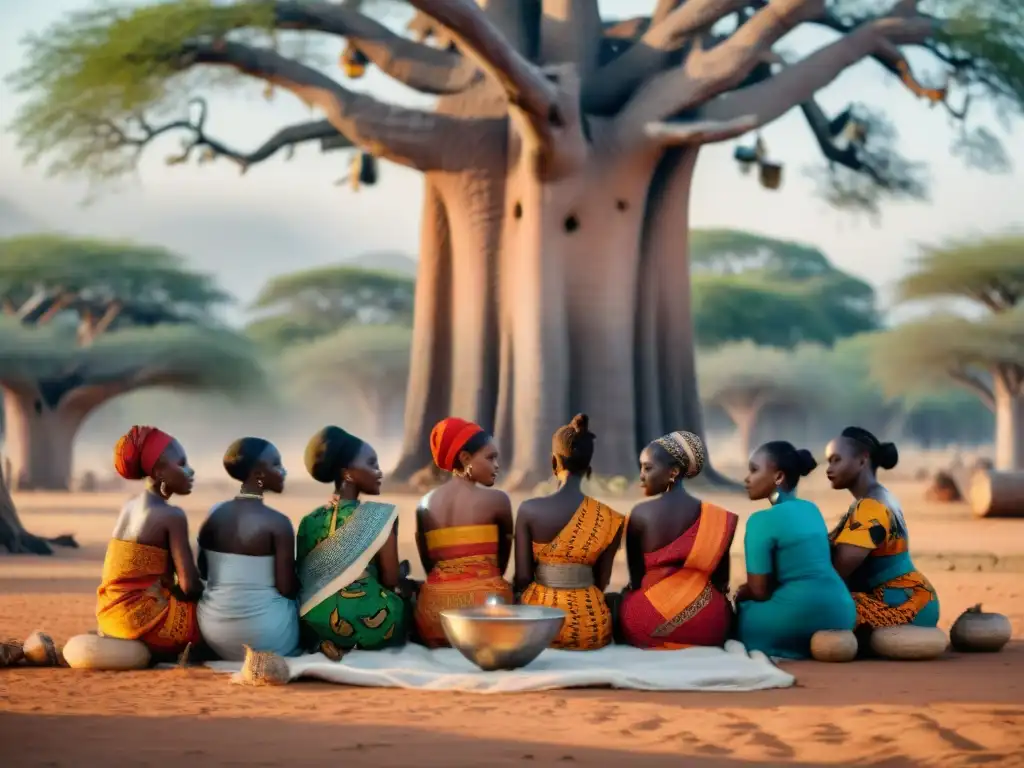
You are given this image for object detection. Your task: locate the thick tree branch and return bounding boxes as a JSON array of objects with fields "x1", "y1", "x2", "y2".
[
  {"x1": 272, "y1": 2, "x2": 481, "y2": 94},
  {"x1": 618, "y1": 0, "x2": 826, "y2": 140},
  {"x1": 585, "y1": 0, "x2": 749, "y2": 115},
  {"x1": 540, "y1": 0, "x2": 603, "y2": 78},
  {"x1": 405, "y1": 0, "x2": 561, "y2": 143},
  {"x1": 646, "y1": 114, "x2": 758, "y2": 144},
  {"x1": 181, "y1": 39, "x2": 476, "y2": 172},
  {"x1": 701, "y1": 14, "x2": 939, "y2": 131},
  {"x1": 950, "y1": 368, "x2": 995, "y2": 411}
]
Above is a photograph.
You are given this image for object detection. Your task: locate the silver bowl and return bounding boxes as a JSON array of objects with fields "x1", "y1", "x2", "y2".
[{"x1": 440, "y1": 599, "x2": 566, "y2": 671}]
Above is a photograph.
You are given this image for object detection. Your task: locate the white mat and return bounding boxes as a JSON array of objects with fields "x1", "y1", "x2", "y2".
[{"x1": 205, "y1": 639, "x2": 794, "y2": 693}]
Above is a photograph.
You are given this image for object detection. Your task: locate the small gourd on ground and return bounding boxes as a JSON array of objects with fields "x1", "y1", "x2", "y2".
[
  {"x1": 810, "y1": 630, "x2": 859, "y2": 662},
  {"x1": 62, "y1": 634, "x2": 151, "y2": 670},
  {"x1": 949, "y1": 604, "x2": 1012, "y2": 653},
  {"x1": 22, "y1": 631, "x2": 62, "y2": 666},
  {"x1": 870, "y1": 626, "x2": 948, "y2": 660},
  {"x1": 236, "y1": 645, "x2": 290, "y2": 686}
]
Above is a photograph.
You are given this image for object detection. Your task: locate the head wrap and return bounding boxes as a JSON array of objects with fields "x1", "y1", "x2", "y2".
[
  {"x1": 304, "y1": 426, "x2": 364, "y2": 484},
  {"x1": 113, "y1": 426, "x2": 175, "y2": 480},
  {"x1": 430, "y1": 417, "x2": 484, "y2": 472},
  {"x1": 653, "y1": 430, "x2": 706, "y2": 479}
]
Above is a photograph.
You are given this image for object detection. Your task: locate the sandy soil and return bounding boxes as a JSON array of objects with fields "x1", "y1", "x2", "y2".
[{"x1": 2, "y1": 480, "x2": 1023, "y2": 767}]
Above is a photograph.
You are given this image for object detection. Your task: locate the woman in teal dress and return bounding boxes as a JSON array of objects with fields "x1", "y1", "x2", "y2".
[
  {"x1": 296, "y1": 426, "x2": 407, "y2": 659},
  {"x1": 736, "y1": 441, "x2": 856, "y2": 659}
]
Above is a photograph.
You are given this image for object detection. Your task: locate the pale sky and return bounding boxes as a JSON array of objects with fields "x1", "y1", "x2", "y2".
[{"x1": 1, "y1": 0, "x2": 1021, "y2": 325}]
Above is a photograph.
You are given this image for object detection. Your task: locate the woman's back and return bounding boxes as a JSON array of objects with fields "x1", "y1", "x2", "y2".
[{"x1": 750, "y1": 498, "x2": 841, "y2": 589}]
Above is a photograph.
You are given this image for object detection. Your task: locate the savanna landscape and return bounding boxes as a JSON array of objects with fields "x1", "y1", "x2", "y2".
[{"x1": 2, "y1": 0, "x2": 1023, "y2": 766}]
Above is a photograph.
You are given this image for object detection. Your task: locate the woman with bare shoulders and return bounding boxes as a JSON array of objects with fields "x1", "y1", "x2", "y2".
[
  {"x1": 619, "y1": 431, "x2": 738, "y2": 649},
  {"x1": 196, "y1": 437, "x2": 300, "y2": 661},
  {"x1": 96, "y1": 426, "x2": 201, "y2": 659},
  {"x1": 515, "y1": 414, "x2": 624, "y2": 651},
  {"x1": 296, "y1": 426, "x2": 407, "y2": 658},
  {"x1": 413, "y1": 417, "x2": 514, "y2": 647}
]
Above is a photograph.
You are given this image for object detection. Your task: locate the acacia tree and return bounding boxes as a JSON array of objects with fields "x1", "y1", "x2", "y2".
[
  {"x1": 0, "y1": 236, "x2": 264, "y2": 490},
  {"x1": 869, "y1": 235, "x2": 1024, "y2": 470},
  {"x1": 9, "y1": 0, "x2": 1021, "y2": 487},
  {"x1": 698, "y1": 341, "x2": 827, "y2": 459},
  {"x1": 247, "y1": 265, "x2": 415, "y2": 350}
]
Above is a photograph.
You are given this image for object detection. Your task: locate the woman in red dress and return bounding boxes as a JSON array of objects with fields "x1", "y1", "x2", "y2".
[{"x1": 619, "y1": 431, "x2": 738, "y2": 649}]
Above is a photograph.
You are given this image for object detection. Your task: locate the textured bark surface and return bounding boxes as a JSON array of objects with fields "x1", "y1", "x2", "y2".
[
  {"x1": 993, "y1": 377, "x2": 1023, "y2": 472},
  {"x1": 1, "y1": 386, "x2": 82, "y2": 492}
]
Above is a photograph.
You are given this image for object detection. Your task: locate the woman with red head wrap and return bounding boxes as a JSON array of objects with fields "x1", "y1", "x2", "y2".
[
  {"x1": 413, "y1": 417, "x2": 514, "y2": 646},
  {"x1": 96, "y1": 426, "x2": 202, "y2": 658}
]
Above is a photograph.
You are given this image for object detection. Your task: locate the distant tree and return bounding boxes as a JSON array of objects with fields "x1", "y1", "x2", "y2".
[
  {"x1": 698, "y1": 341, "x2": 828, "y2": 460},
  {"x1": 280, "y1": 324, "x2": 411, "y2": 437},
  {"x1": 0, "y1": 235, "x2": 263, "y2": 491},
  {"x1": 247, "y1": 265, "x2": 416, "y2": 350},
  {"x1": 691, "y1": 229, "x2": 878, "y2": 348},
  {"x1": 869, "y1": 235, "x2": 1024, "y2": 469}
]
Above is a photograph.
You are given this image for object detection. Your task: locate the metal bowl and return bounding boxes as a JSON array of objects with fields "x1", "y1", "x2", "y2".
[{"x1": 440, "y1": 599, "x2": 566, "y2": 672}]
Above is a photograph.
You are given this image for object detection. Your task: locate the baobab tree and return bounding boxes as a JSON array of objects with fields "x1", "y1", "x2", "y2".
[{"x1": 9, "y1": 0, "x2": 1020, "y2": 486}]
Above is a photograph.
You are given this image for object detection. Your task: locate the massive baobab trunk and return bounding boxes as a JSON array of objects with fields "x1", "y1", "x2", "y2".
[
  {"x1": 1, "y1": 385, "x2": 84, "y2": 491},
  {"x1": 993, "y1": 375, "x2": 1024, "y2": 471},
  {"x1": 77, "y1": 0, "x2": 949, "y2": 486}
]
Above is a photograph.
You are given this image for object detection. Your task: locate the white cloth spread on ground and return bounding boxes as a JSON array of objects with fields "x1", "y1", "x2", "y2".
[{"x1": 205, "y1": 639, "x2": 794, "y2": 693}]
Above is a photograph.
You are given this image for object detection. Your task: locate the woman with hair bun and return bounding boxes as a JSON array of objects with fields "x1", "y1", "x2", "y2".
[
  {"x1": 826, "y1": 427, "x2": 940, "y2": 631},
  {"x1": 735, "y1": 441, "x2": 856, "y2": 658},
  {"x1": 619, "y1": 430, "x2": 738, "y2": 649},
  {"x1": 196, "y1": 437, "x2": 299, "y2": 661},
  {"x1": 413, "y1": 417, "x2": 513, "y2": 647},
  {"x1": 515, "y1": 414, "x2": 624, "y2": 650},
  {"x1": 295, "y1": 427, "x2": 406, "y2": 658}
]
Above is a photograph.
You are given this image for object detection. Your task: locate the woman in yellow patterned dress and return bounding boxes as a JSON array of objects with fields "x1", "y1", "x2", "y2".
[
  {"x1": 414, "y1": 417, "x2": 514, "y2": 646},
  {"x1": 825, "y1": 427, "x2": 940, "y2": 632},
  {"x1": 515, "y1": 414, "x2": 625, "y2": 650}
]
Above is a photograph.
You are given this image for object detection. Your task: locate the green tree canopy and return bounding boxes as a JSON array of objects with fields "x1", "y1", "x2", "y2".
[
  {"x1": 690, "y1": 229, "x2": 878, "y2": 348},
  {"x1": 247, "y1": 264, "x2": 416, "y2": 349},
  {"x1": 869, "y1": 234, "x2": 1024, "y2": 469},
  {"x1": 0, "y1": 234, "x2": 262, "y2": 490},
  {"x1": 280, "y1": 323, "x2": 411, "y2": 434}
]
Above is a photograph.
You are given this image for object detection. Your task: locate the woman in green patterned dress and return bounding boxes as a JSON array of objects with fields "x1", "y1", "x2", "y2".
[{"x1": 296, "y1": 426, "x2": 407, "y2": 659}]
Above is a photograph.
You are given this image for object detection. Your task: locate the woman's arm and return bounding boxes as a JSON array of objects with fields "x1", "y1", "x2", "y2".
[
  {"x1": 414, "y1": 502, "x2": 433, "y2": 575},
  {"x1": 594, "y1": 521, "x2": 624, "y2": 592},
  {"x1": 272, "y1": 516, "x2": 300, "y2": 599},
  {"x1": 495, "y1": 493, "x2": 514, "y2": 578},
  {"x1": 167, "y1": 510, "x2": 203, "y2": 600},
  {"x1": 513, "y1": 502, "x2": 535, "y2": 594},
  {"x1": 376, "y1": 520, "x2": 401, "y2": 590},
  {"x1": 831, "y1": 499, "x2": 890, "y2": 582},
  {"x1": 741, "y1": 513, "x2": 774, "y2": 603},
  {"x1": 625, "y1": 511, "x2": 646, "y2": 591}
]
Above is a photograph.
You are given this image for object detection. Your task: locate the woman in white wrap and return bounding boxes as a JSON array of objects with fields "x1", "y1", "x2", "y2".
[{"x1": 197, "y1": 437, "x2": 300, "y2": 660}]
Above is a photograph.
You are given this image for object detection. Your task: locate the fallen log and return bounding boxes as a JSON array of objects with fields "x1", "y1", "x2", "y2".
[{"x1": 970, "y1": 470, "x2": 1024, "y2": 518}]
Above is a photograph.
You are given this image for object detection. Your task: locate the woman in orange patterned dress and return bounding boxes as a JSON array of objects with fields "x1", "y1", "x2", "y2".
[
  {"x1": 413, "y1": 417, "x2": 514, "y2": 646},
  {"x1": 515, "y1": 414, "x2": 624, "y2": 650}
]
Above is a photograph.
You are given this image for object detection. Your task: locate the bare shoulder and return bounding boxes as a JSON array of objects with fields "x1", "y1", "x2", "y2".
[
  {"x1": 263, "y1": 505, "x2": 296, "y2": 533},
  {"x1": 159, "y1": 502, "x2": 190, "y2": 531},
  {"x1": 417, "y1": 488, "x2": 438, "y2": 513},
  {"x1": 628, "y1": 497, "x2": 660, "y2": 521},
  {"x1": 477, "y1": 485, "x2": 511, "y2": 511}
]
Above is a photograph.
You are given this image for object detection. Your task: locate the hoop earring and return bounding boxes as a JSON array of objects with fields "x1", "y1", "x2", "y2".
[
  {"x1": 465, "y1": 464, "x2": 475, "y2": 482},
  {"x1": 159, "y1": 481, "x2": 169, "y2": 498},
  {"x1": 257, "y1": 478, "x2": 264, "y2": 489}
]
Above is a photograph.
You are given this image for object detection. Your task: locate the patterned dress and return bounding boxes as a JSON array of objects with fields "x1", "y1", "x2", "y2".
[
  {"x1": 829, "y1": 488, "x2": 940, "y2": 629},
  {"x1": 519, "y1": 496, "x2": 624, "y2": 650},
  {"x1": 296, "y1": 497, "x2": 407, "y2": 654}
]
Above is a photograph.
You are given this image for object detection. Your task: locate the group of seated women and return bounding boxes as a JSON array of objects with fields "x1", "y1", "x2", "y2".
[{"x1": 93, "y1": 415, "x2": 939, "y2": 663}]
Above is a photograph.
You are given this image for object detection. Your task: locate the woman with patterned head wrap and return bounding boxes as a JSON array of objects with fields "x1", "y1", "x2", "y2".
[
  {"x1": 413, "y1": 417, "x2": 513, "y2": 647},
  {"x1": 825, "y1": 427, "x2": 939, "y2": 634},
  {"x1": 96, "y1": 426, "x2": 202, "y2": 658},
  {"x1": 295, "y1": 426, "x2": 406, "y2": 658},
  {"x1": 735, "y1": 441, "x2": 855, "y2": 658},
  {"x1": 196, "y1": 437, "x2": 300, "y2": 661},
  {"x1": 619, "y1": 430, "x2": 738, "y2": 649},
  {"x1": 515, "y1": 414, "x2": 625, "y2": 650}
]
